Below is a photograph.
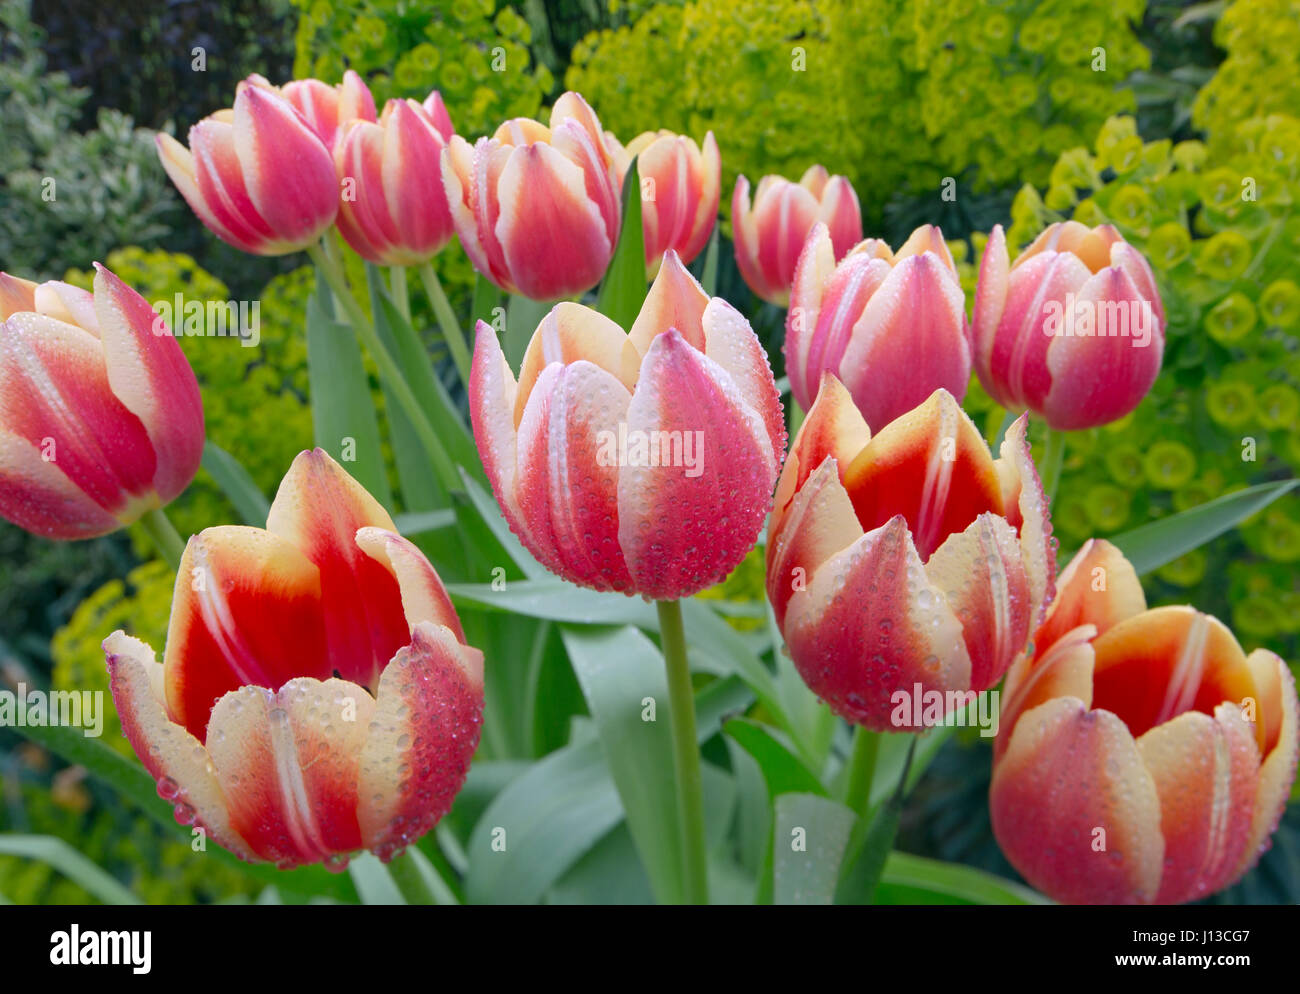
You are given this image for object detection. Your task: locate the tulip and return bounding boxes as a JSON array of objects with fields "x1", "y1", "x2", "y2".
[
  {"x1": 335, "y1": 96, "x2": 457, "y2": 266},
  {"x1": 973, "y1": 221, "x2": 1166, "y2": 430},
  {"x1": 246, "y1": 70, "x2": 377, "y2": 150},
  {"x1": 787, "y1": 223, "x2": 971, "y2": 429},
  {"x1": 469, "y1": 250, "x2": 785, "y2": 599},
  {"x1": 0, "y1": 266, "x2": 203, "y2": 540},
  {"x1": 606, "y1": 129, "x2": 720, "y2": 276},
  {"x1": 766, "y1": 376, "x2": 1056, "y2": 730},
  {"x1": 441, "y1": 92, "x2": 622, "y2": 301},
  {"x1": 990, "y1": 539, "x2": 1298, "y2": 904},
  {"x1": 103, "y1": 449, "x2": 484, "y2": 869},
  {"x1": 732, "y1": 166, "x2": 862, "y2": 307},
  {"x1": 156, "y1": 78, "x2": 339, "y2": 256}
]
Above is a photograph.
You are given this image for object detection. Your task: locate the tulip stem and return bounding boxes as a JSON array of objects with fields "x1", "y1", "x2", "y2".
[
  {"x1": 842, "y1": 726, "x2": 879, "y2": 815},
  {"x1": 656, "y1": 598, "x2": 709, "y2": 905},
  {"x1": 140, "y1": 506, "x2": 185, "y2": 571},
  {"x1": 417, "y1": 261, "x2": 473, "y2": 387},
  {"x1": 306, "y1": 243, "x2": 461, "y2": 495},
  {"x1": 389, "y1": 265, "x2": 410, "y2": 322},
  {"x1": 1040, "y1": 425, "x2": 1066, "y2": 503}
]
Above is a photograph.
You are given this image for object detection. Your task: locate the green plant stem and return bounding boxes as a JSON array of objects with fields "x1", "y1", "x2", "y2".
[
  {"x1": 1039, "y1": 424, "x2": 1066, "y2": 503},
  {"x1": 417, "y1": 261, "x2": 473, "y2": 386},
  {"x1": 139, "y1": 505, "x2": 185, "y2": 570},
  {"x1": 389, "y1": 265, "x2": 410, "y2": 322},
  {"x1": 656, "y1": 598, "x2": 709, "y2": 905},
  {"x1": 306, "y1": 243, "x2": 460, "y2": 494},
  {"x1": 841, "y1": 726, "x2": 878, "y2": 814}
]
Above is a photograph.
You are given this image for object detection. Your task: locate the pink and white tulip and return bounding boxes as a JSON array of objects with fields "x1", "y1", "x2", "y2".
[
  {"x1": 607, "y1": 129, "x2": 720, "y2": 276},
  {"x1": 469, "y1": 251, "x2": 785, "y2": 599},
  {"x1": 441, "y1": 92, "x2": 622, "y2": 301},
  {"x1": 104, "y1": 449, "x2": 484, "y2": 869},
  {"x1": 992, "y1": 540, "x2": 1298, "y2": 904},
  {"x1": 766, "y1": 377, "x2": 1056, "y2": 730},
  {"x1": 0, "y1": 266, "x2": 203, "y2": 539},
  {"x1": 732, "y1": 166, "x2": 862, "y2": 307},
  {"x1": 156, "y1": 78, "x2": 339, "y2": 256},
  {"x1": 973, "y1": 221, "x2": 1165, "y2": 430},
  {"x1": 335, "y1": 96, "x2": 457, "y2": 266},
  {"x1": 246, "y1": 70, "x2": 378, "y2": 150},
  {"x1": 787, "y1": 223, "x2": 971, "y2": 429}
]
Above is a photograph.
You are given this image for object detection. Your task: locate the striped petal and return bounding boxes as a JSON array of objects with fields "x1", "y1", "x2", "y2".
[
  {"x1": 1035, "y1": 538, "x2": 1145, "y2": 656},
  {"x1": 468, "y1": 321, "x2": 527, "y2": 538},
  {"x1": 994, "y1": 414, "x2": 1057, "y2": 624},
  {"x1": 702, "y1": 296, "x2": 786, "y2": 465},
  {"x1": 628, "y1": 250, "x2": 710, "y2": 354},
  {"x1": 515, "y1": 303, "x2": 639, "y2": 423},
  {"x1": 1242, "y1": 651, "x2": 1298, "y2": 876}
]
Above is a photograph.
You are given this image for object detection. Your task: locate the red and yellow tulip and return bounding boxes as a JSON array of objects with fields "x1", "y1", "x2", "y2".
[
  {"x1": 0, "y1": 266, "x2": 203, "y2": 540},
  {"x1": 766, "y1": 377, "x2": 1055, "y2": 730},
  {"x1": 991, "y1": 539, "x2": 1298, "y2": 904},
  {"x1": 973, "y1": 221, "x2": 1166, "y2": 430},
  {"x1": 787, "y1": 223, "x2": 971, "y2": 430},
  {"x1": 441, "y1": 92, "x2": 622, "y2": 301},
  {"x1": 606, "y1": 129, "x2": 720, "y2": 277},
  {"x1": 156, "y1": 77, "x2": 339, "y2": 256},
  {"x1": 469, "y1": 251, "x2": 786, "y2": 599},
  {"x1": 732, "y1": 166, "x2": 862, "y2": 307},
  {"x1": 103, "y1": 449, "x2": 483, "y2": 869},
  {"x1": 335, "y1": 95, "x2": 457, "y2": 266}
]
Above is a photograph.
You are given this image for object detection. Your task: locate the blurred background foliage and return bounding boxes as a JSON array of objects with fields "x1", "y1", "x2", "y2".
[{"x1": 1, "y1": 0, "x2": 1297, "y2": 903}]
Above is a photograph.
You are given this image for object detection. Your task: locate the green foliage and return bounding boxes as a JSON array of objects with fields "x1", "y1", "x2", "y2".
[
  {"x1": 566, "y1": 0, "x2": 1150, "y2": 219},
  {"x1": 994, "y1": 109, "x2": 1300, "y2": 652},
  {"x1": 0, "y1": 0, "x2": 181, "y2": 278},
  {"x1": 289, "y1": 0, "x2": 550, "y2": 138}
]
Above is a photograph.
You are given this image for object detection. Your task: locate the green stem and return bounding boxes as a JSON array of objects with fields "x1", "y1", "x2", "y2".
[
  {"x1": 306, "y1": 243, "x2": 460, "y2": 494},
  {"x1": 417, "y1": 261, "x2": 473, "y2": 387},
  {"x1": 389, "y1": 265, "x2": 410, "y2": 322},
  {"x1": 1039, "y1": 423, "x2": 1066, "y2": 503},
  {"x1": 139, "y1": 505, "x2": 185, "y2": 571},
  {"x1": 656, "y1": 598, "x2": 709, "y2": 905},
  {"x1": 841, "y1": 726, "x2": 878, "y2": 815}
]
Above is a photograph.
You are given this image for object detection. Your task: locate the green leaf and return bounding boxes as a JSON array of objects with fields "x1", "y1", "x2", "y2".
[
  {"x1": 200, "y1": 441, "x2": 269, "y2": 526},
  {"x1": 560, "y1": 625, "x2": 686, "y2": 904},
  {"x1": 457, "y1": 469, "x2": 547, "y2": 580},
  {"x1": 772, "y1": 793, "x2": 856, "y2": 905},
  {"x1": 447, "y1": 577, "x2": 657, "y2": 627},
  {"x1": 393, "y1": 509, "x2": 456, "y2": 536},
  {"x1": 471, "y1": 273, "x2": 503, "y2": 328},
  {"x1": 877, "y1": 852, "x2": 1052, "y2": 905},
  {"x1": 348, "y1": 853, "x2": 407, "y2": 905},
  {"x1": 595, "y1": 157, "x2": 647, "y2": 329},
  {"x1": 0, "y1": 835, "x2": 140, "y2": 905},
  {"x1": 504, "y1": 294, "x2": 550, "y2": 369},
  {"x1": 1107, "y1": 478, "x2": 1300, "y2": 575},
  {"x1": 699, "y1": 224, "x2": 719, "y2": 296},
  {"x1": 305, "y1": 284, "x2": 392, "y2": 506},
  {"x1": 724, "y1": 718, "x2": 827, "y2": 798}
]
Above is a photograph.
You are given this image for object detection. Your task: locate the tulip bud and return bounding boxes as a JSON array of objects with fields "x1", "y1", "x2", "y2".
[
  {"x1": 607, "y1": 129, "x2": 720, "y2": 276},
  {"x1": 272, "y1": 70, "x2": 377, "y2": 150},
  {"x1": 0, "y1": 265, "x2": 204, "y2": 539},
  {"x1": 156, "y1": 78, "x2": 339, "y2": 256},
  {"x1": 441, "y1": 92, "x2": 622, "y2": 301},
  {"x1": 732, "y1": 166, "x2": 862, "y2": 306},
  {"x1": 766, "y1": 376, "x2": 1056, "y2": 730},
  {"x1": 973, "y1": 221, "x2": 1166, "y2": 430},
  {"x1": 991, "y1": 540, "x2": 1298, "y2": 904},
  {"x1": 787, "y1": 223, "x2": 971, "y2": 428},
  {"x1": 335, "y1": 96, "x2": 457, "y2": 266},
  {"x1": 104, "y1": 449, "x2": 484, "y2": 869},
  {"x1": 469, "y1": 251, "x2": 785, "y2": 599}
]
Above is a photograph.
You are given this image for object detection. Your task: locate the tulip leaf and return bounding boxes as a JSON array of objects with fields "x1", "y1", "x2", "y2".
[
  {"x1": 772, "y1": 792, "x2": 857, "y2": 905},
  {"x1": 876, "y1": 852, "x2": 1052, "y2": 905},
  {"x1": 305, "y1": 284, "x2": 392, "y2": 507},
  {"x1": 392, "y1": 509, "x2": 456, "y2": 536},
  {"x1": 595, "y1": 156, "x2": 647, "y2": 330},
  {"x1": 700, "y1": 224, "x2": 720, "y2": 296},
  {"x1": 560, "y1": 624, "x2": 688, "y2": 904},
  {"x1": 348, "y1": 853, "x2": 407, "y2": 905},
  {"x1": 200, "y1": 440, "x2": 269, "y2": 527},
  {"x1": 1107, "y1": 478, "x2": 1300, "y2": 575},
  {"x1": 447, "y1": 578, "x2": 658, "y2": 627},
  {"x1": 457, "y1": 469, "x2": 548, "y2": 580},
  {"x1": 470, "y1": 273, "x2": 502, "y2": 328},
  {"x1": 0, "y1": 835, "x2": 140, "y2": 906},
  {"x1": 504, "y1": 294, "x2": 550, "y2": 369},
  {"x1": 723, "y1": 718, "x2": 827, "y2": 798}
]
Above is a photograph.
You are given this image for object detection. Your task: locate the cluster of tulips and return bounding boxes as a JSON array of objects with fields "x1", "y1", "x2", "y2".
[{"x1": 0, "y1": 71, "x2": 1294, "y2": 905}]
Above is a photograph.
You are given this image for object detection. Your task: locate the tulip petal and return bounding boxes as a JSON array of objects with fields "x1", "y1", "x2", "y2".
[
  {"x1": 357, "y1": 622, "x2": 484, "y2": 861},
  {"x1": 516, "y1": 303, "x2": 639, "y2": 424},
  {"x1": 785, "y1": 222, "x2": 837, "y2": 409},
  {"x1": 266, "y1": 449, "x2": 408, "y2": 692},
  {"x1": 1035, "y1": 538, "x2": 1144, "y2": 654},
  {"x1": 468, "y1": 321, "x2": 530, "y2": 544},
  {"x1": 843, "y1": 389, "x2": 1004, "y2": 561},
  {"x1": 1136, "y1": 702, "x2": 1259, "y2": 903},
  {"x1": 995, "y1": 414, "x2": 1056, "y2": 624},
  {"x1": 1242, "y1": 651, "x2": 1298, "y2": 876},
  {"x1": 163, "y1": 525, "x2": 329, "y2": 739},
  {"x1": 996, "y1": 622, "x2": 1097, "y2": 762},
  {"x1": 104, "y1": 631, "x2": 255, "y2": 861},
  {"x1": 783, "y1": 515, "x2": 971, "y2": 730},
  {"x1": 0, "y1": 426, "x2": 124, "y2": 538},
  {"x1": 990, "y1": 696, "x2": 1163, "y2": 904},
  {"x1": 628, "y1": 250, "x2": 710, "y2": 354},
  {"x1": 702, "y1": 297, "x2": 785, "y2": 463},
  {"x1": 618, "y1": 329, "x2": 776, "y2": 599},
  {"x1": 972, "y1": 224, "x2": 1009, "y2": 394},
  {"x1": 92, "y1": 265, "x2": 204, "y2": 504},
  {"x1": 355, "y1": 526, "x2": 465, "y2": 641},
  {"x1": 925, "y1": 512, "x2": 1032, "y2": 692},
  {"x1": 732, "y1": 175, "x2": 775, "y2": 302},
  {"x1": 157, "y1": 130, "x2": 268, "y2": 254}
]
